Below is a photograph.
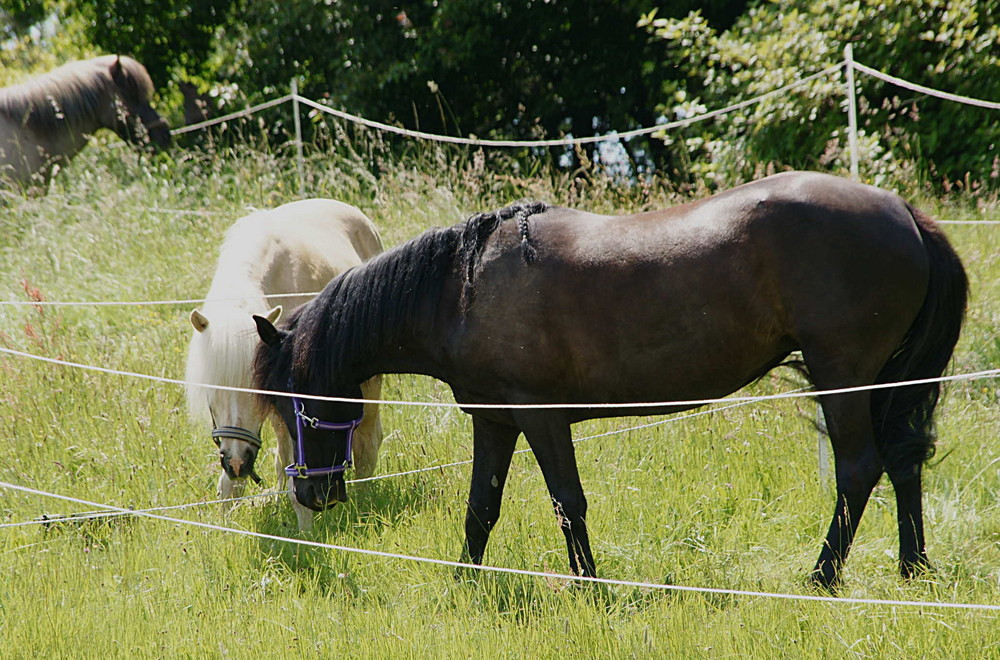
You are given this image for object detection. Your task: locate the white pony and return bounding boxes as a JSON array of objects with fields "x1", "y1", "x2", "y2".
[{"x1": 185, "y1": 198, "x2": 384, "y2": 530}]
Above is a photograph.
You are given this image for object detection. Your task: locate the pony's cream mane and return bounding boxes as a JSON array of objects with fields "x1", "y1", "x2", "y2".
[
  {"x1": 184, "y1": 208, "x2": 282, "y2": 421},
  {"x1": 185, "y1": 312, "x2": 261, "y2": 421},
  {"x1": 204, "y1": 208, "x2": 285, "y2": 300},
  {"x1": 0, "y1": 56, "x2": 153, "y2": 132}
]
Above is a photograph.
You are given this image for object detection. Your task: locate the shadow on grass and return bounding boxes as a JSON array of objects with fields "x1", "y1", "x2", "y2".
[
  {"x1": 248, "y1": 474, "x2": 436, "y2": 591},
  {"x1": 450, "y1": 564, "x2": 686, "y2": 621}
]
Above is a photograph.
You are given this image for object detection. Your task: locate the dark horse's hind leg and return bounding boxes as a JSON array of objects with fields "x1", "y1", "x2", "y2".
[
  {"x1": 811, "y1": 390, "x2": 884, "y2": 589},
  {"x1": 515, "y1": 410, "x2": 597, "y2": 577},
  {"x1": 887, "y1": 464, "x2": 929, "y2": 577},
  {"x1": 460, "y1": 415, "x2": 520, "y2": 566}
]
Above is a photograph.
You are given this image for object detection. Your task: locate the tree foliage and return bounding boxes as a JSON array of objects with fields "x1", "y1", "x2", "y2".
[
  {"x1": 7, "y1": 0, "x2": 994, "y2": 187},
  {"x1": 642, "y1": 0, "x2": 1000, "y2": 190},
  {"x1": 219, "y1": 0, "x2": 747, "y2": 170},
  {"x1": 66, "y1": 0, "x2": 237, "y2": 86}
]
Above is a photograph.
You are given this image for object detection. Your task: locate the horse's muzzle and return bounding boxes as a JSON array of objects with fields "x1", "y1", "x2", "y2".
[{"x1": 294, "y1": 477, "x2": 348, "y2": 511}]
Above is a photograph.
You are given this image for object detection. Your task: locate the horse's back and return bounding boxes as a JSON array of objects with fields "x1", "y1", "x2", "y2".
[
  {"x1": 231, "y1": 198, "x2": 382, "y2": 263},
  {"x1": 456, "y1": 172, "x2": 931, "y2": 407}
]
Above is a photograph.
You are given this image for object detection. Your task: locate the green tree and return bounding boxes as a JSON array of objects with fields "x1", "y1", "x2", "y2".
[
  {"x1": 642, "y1": 0, "x2": 1000, "y2": 190},
  {"x1": 67, "y1": 0, "x2": 237, "y2": 87},
  {"x1": 220, "y1": 0, "x2": 748, "y2": 172}
]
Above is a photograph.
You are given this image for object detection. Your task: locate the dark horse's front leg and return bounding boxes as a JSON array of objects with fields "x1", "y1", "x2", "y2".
[
  {"x1": 514, "y1": 410, "x2": 597, "y2": 577},
  {"x1": 460, "y1": 415, "x2": 520, "y2": 566}
]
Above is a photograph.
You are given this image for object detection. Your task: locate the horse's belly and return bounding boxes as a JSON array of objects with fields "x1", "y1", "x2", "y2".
[
  {"x1": 461, "y1": 278, "x2": 794, "y2": 408},
  {"x1": 0, "y1": 120, "x2": 41, "y2": 184}
]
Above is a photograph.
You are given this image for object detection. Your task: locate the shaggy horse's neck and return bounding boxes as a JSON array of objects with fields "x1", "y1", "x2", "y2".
[
  {"x1": 288, "y1": 226, "x2": 462, "y2": 391},
  {"x1": 202, "y1": 254, "x2": 271, "y2": 315},
  {"x1": 284, "y1": 202, "x2": 547, "y2": 393},
  {"x1": 203, "y1": 217, "x2": 296, "y2": 314},
  {"x1": 0, "y1": 63, "x2": 109, "y2": 136}
]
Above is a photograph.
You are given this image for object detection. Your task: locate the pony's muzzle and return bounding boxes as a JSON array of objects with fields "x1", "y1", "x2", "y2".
[{"x1": 219, "y1": 441, "x2": 260, "y2": 482}]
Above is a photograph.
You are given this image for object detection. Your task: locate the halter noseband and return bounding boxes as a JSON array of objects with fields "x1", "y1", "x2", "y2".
[
  {"x1": 287, "y1": 396, "x2": 364, "y2": 479},
  {"x1": 211, "y1": 426, "x2": 263, "y2": 450},
  {"x1": 210, "y1": 412, "x2": 264, "y2": 485}
]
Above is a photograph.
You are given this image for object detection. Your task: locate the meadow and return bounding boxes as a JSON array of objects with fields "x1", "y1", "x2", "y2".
[{"x1": 1, "y1": 137, "x2": 997, "y2": 658}]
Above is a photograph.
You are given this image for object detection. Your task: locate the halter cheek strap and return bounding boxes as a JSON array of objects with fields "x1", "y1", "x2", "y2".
[{"x1": 286, "y1": 396, "x2": 364, "y2": 480}]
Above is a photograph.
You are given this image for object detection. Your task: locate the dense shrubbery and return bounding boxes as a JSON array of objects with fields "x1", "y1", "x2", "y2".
[
  {"x1": 641, "y1": 0, "x2": 999, "y2": 191},
  {"x1": 2, "y1": 1, "x2": 997, "y2": 191}
]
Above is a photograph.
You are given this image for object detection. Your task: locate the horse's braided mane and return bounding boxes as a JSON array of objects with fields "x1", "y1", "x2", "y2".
[
  {"x1": 460, "y1": 200, "x2": 546, "y2": 292},
  {"x1": 0, "y1": 56, "x2": 153, "y2": 131},
  {"x1": 252, "y1": 202, "x2": 547, "y2": 398}
]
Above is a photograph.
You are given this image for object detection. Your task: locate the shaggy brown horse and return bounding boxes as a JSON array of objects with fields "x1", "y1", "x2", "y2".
[
  {"x1": 0, "y1": 55, "x2": 170, "y2": 190},
  {"x1": 252, "y1": 171, "x2": 967, "y2": 588}
]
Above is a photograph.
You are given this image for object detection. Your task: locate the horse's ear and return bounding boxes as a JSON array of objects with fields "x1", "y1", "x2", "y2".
[
  {"x1": 264, "y1": 305, "x2": 282, "y2": 324},
  {"x1": 110, "y1": 55, "x2": 124, "y2": 81},
  {"x1": 253, "y1": 314, "x2": 283, "y2": 347},
  {"x1": 190, "y1": 309, "x2": 209, "y2": 333}
]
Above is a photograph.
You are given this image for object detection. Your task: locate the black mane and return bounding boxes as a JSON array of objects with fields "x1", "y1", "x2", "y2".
[{"x1": 253, "y1": 201, "x2": 547, "y2": 400}]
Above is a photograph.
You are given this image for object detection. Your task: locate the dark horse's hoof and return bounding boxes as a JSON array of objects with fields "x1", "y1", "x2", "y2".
[
  {"x1": 808, "y1": 567, "x2": 840, "y2": 593},
  {"x1": 900, "y1": 557, "x2": 932, "y2": 580}
]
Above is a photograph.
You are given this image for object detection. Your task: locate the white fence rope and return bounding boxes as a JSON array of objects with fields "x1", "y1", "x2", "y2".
[
  {"x1": 2, "y1": 480, "x2": 998, "y2": 612},
  {"x1": 169, "y1": 94, "x2": 295, "y2": 136},
  {"x1": 0, "y1": 291, "x2": 325, "y2": 307},
  {"x1": 851, "y1": 62, "x2": 1000, "y2": 110},
  {"x1": 295, "y1": 64, "x2": 844, "y2": 148},
  {"x1": 0, "y1": 345, "x2": 997, "y2": 410},
  {"x1": 0, "y1": 393, "x2": 776, "y2": 529},
  {"x1": 161, "y1": 57, "x2": 996, "y2": 150},
  {"x1": 0, "y1": 490, "x2": 279, "y2": 529}
]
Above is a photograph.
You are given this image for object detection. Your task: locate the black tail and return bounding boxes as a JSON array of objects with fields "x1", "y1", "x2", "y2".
[{"x1": 871, "y1": 205, "x2": 968, "y2": 478}]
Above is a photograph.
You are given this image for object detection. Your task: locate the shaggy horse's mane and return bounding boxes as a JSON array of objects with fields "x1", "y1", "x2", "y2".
[
  {"x1": 253, "y1": 201, "x2": 547, "y2": 400},
  {"x1": 0, "y1": 56, "x2": 153, "y2": 131}
]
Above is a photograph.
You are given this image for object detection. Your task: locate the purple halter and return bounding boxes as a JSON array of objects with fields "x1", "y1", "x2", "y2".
[{"x1": 286, "y1": 396, "x2": 364, "y2": 479}]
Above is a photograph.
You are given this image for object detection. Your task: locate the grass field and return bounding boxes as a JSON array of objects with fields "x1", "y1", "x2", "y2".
[{"x1": 1, "y1": 140, "x2": 998, "y2": 657}]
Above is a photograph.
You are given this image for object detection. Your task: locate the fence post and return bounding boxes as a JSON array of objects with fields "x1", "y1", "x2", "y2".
[
  {"x1": 291, "y1": 78, "x2": 305, "y2": 197},
  {"x1": 844, "y1": 44, "x2": 860, "y2": 180}
]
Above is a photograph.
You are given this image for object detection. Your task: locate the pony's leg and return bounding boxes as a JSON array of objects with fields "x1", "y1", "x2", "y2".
[
  {"x1": 460, "y1": 415, "x2": 519, "y2": 567},
  {"x1": 515, "y1": 411, "x2": 596, "y2": 578},
  {"x1": 217, "y1": 472, "x2": 245, "y2": 508},
  {"x1": 353, "y1": 376, "x2": 384, "y2": 478},
  {"x1": 273, "y1": 419, "x2": 314, "y2": 532},
  {"x1": 887, "y1": 464, "x2": 929, "y2": 577},
  {"x1": 811, "y1": 390, "x2": 884, "y2": 589}
]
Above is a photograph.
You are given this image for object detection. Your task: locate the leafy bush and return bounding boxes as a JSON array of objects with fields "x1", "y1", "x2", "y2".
[{"x1": 641, "y1": 0, "x2": 1000, "y2": 192}]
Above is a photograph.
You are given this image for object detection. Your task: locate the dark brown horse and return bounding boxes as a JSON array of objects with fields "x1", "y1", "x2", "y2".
[
  {"x1": 0, "y1": 55, "x2": 170, "y2": 190},
  {"x1": 252, "y1": 171, "x2": 967, "y2": 588}
]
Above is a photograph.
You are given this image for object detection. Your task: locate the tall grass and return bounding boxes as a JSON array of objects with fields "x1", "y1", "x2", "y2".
[{"x1": 1, "y1": 138, "x2": 998, "y2": 657}]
